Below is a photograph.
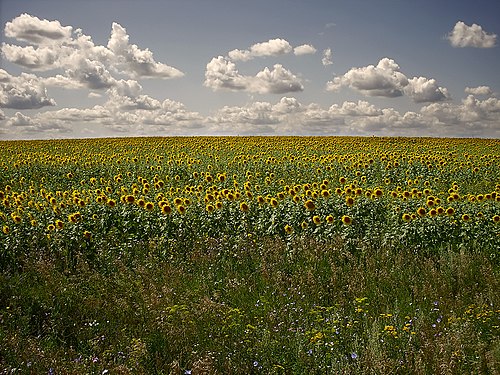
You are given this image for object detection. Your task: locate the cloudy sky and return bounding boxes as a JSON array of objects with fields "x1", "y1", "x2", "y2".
[{"x1": 1, "y1": 0, "x2": 499, "y2": 139}]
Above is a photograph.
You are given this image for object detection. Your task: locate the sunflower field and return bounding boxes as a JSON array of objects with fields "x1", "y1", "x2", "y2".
[{"x1": 1, "y1": 136, "x2": 499, "y2": 374}]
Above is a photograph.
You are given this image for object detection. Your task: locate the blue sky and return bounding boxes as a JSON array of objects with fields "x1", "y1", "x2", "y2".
[{"x1": 1, "y1": 0, "x2": 499, "y2": 139}]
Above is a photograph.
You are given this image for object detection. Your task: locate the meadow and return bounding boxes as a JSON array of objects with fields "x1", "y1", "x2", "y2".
[{"x1": 0, "y1": 136, "x2": 499, "y2": 374}]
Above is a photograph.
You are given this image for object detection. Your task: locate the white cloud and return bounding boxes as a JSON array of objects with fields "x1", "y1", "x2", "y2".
[
  {"x1": 327, "y1": 58, "x2": 450, "y2": 103},
  {"x1": 107, "y1": 23, "x2": 184, "y2": 79},
  {"x1": 293, "y1": 44, "x2": 317, "y2": 55},
  {"x1": 1, "y1": 44, "x2": 59, "y2": 71},
  {"x1": 253, "y1": 64, "x2": 304, "y2": 94},
  {"x1": 228, "y1": 38, "x2": 293, "y2": 61},
  {"x1": 204, "y1": 56, "x2": 248, "y2": 91},
  {"x1": 447, "y1": 21, "x2": 497, "y2": 48},
  {"x1": 1, "y1": 14, "x2": 184, "y2": 93},
  {"x1": 0, "y1": 109, "x2": 5, "y2": 120},
  {"x1": 0, "y1": 69, "x2": 56, "y2": 109},
  {"x1": 327, "y1": 58, "x2": 407, "y2": 97},
  {"x1": 322, "y1": 48, "x2": 333, "y2": 66},
  {"x1": 464, "y1": 86, "x2": 493, "y2": 96},
  {"x1": 204, "y1": 57, "x2": 303, "y2": 94},
  {"x1": 6, "y1": 111, "x2": 69, "y2": 133},
  {"x1": 404, "y1": 77, "x2": 450, "y2": 103},
  {"x1": 4, "y1": 13, "x2": 72, "y2": 44}
]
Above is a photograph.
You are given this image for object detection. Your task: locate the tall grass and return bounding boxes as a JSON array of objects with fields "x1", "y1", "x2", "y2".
[{"x1": 1, "y1": 235, "x2": 498, "y2": 374}]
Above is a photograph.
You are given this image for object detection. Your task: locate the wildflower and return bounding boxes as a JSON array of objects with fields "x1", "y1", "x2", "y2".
[
  {"x1": 342, "y1": 215, "x2": 352, "y2": 225},
  {"x1": 304, "y1": 199, "x2": 315, "y2": 211},
  {"x1": 55, "y1": 220, "x2": 64, "y2": 230},
  {"x1": 11, "y1": 213, "x2": 21, "y2": 224},
  {"x1": 402, "y1": 213, "x2": 411, "y2": 222},
  {"x1": 240, "y1": 202, "x2": 249, "y2": 212},
  {"x1": 416, "y1": 207, "x2": 426, "y2": 217},
  {"x1": 161, "y1": 204, "x2": 172, "y2": 215},
  {"x1": 345, "y1": 196, "x2": 355, "y2": 207}
]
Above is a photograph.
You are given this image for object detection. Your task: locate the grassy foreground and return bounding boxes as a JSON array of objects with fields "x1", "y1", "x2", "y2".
[{"x1": 1, "y1": 236, "x2": 499, "y2": 374}]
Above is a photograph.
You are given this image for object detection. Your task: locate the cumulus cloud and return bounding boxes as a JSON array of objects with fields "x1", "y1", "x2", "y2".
[
  {"x1": 404, "y1": 77, "x2": 450, "y2": 103},
  {"x1": 465, "y1": 86, "x2": 493, "y2": 96},
  {"x1": 322, "y1": 48, "x2": 333, "y2": 66},
  {"x1": 228, "y1": 38, "x2": 293, "y2": 61},
  {"x1": 293, "y1": 44, "x2": 317, "y2": 55},
  {"x1": 204, "y1": 57, "x2": 303, "y2": 94},
  {"x1": 327, "y1": 58, "x2": 450, "y2": 103},
  {"x1": 2, "y1": 14, "x2": 184, "y2": 90},
  {"x1": 4, "y1": 13, "x2": 72, "y2": 44},
  {"x1": 327, "y1": 58, "x2": 408, "y2": 97},
  {"x1": 447, "y1": 21, "x2": 497, "y2": 48},
  {"x1": 107, "y1": 23, "x2": 184, "y2": 79},
  {"x1": 0, "y1": 69, "x2": 56, "y2": 109}
]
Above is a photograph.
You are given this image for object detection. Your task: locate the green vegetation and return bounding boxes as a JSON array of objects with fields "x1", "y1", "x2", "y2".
[{"x1": 0, "y1": 136, "x2": 499, "y2": 373}]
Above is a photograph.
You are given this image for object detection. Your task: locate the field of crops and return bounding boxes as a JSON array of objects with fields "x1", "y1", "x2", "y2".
[{"x1": 1, "y1": 136, "x2": 499, "y2": 374}]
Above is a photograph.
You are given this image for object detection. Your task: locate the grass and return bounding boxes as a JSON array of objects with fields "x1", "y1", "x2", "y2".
[{"x1": 1, "y1": 235, "x2": 499, "y2": 374}]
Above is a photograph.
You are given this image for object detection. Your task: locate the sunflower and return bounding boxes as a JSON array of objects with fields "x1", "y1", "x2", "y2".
[
  {"x1": 55, "y1": 220, "x2": 64, "y2": 230},
  {"x1": 304, "y1": 199, "x2": 315, "y2": 211},
  {"x1": 284, "y1": 224, "x2": 293, "y2": 235},
  {"x1": 312, "y1": 215, "x2": 321, "y2": 225},
  {"x1": 326, "y1": 215, "x2": 334, "y2": 224},
  {"x1": 301, "y1": 221, "x2": 308, "y2": 230},
  {"x1": 83, "y1": 231, "x2": 92, "y2": 240},
  {"x1": 428, "y1": 208, "x2": 438, "y2": 217},
  {"x1": 461, "y1": 214, "x2": 470, "y2": 222},
  {"x1": 2, "y1": 225, "x2": 9, "y2": 235},
  {"x1": 345, "y1": 196, "x2": 355, "y2": 207},
  {"x1": 107, "y1": 199, "x2": 117, "y2": 208},
  {"x1": 215, "y1": 201, "x2": 223, "y2": 209},
  {"x1": 240, "y1": 202, "x2": 249, "y2": 212},
  {"x1": 341, "y1": 215, "x2": 352, "y2": 225},
  {"x1": 416, "y1": 207, "x2": 426, "y2": 217},
  {"x1": 206, "y1": 204, "x2": 215, "y2": 213},
  {"x1": 10, "y1": 213, "x2": 21, "y2": 224},
  {"x1": 402, "y1": 213, "x2": 411, "y2": 222},
  {"x1": 493, "y1": 215, "x2": 500, "y2": 223},
  {"x1": 446, "y1": 207, "x2": 455, "y2": 216},
  {"x1": 145, "y1": 202, "x2": 155, "y2": 211},
  {"x1": 161, "y1": 204, "x2": 172, "y2": 215},
  {"x1": 177, "y1": 205, "x2": 186, "y2": 215},
  {"x1": 126, "y1": 195, "x2": 135, "y2": 204}
]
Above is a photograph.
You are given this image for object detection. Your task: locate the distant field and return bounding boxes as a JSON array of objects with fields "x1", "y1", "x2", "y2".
[{"x1": 1, "y1": 136, "x2": 499, "y2": 374}]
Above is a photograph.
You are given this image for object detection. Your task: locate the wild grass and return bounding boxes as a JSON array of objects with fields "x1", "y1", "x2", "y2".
[{"x1": 1, "y1": 235, "x2": 499, "y2": 374}]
